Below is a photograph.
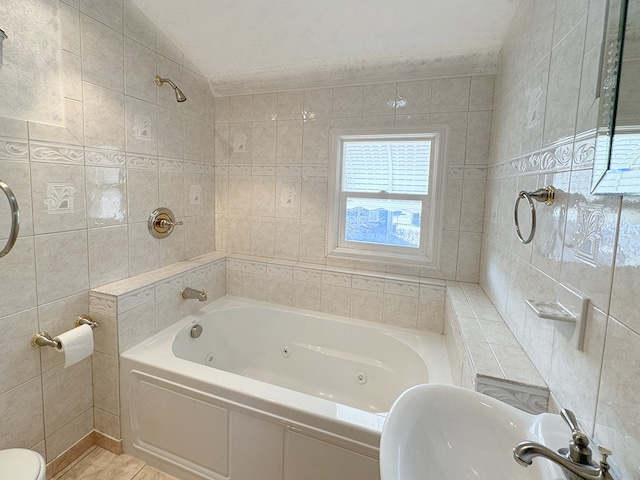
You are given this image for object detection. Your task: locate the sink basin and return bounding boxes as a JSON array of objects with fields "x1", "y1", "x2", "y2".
[{"x1": 380, "y1": 384, "x2": 569, "y2": 480}]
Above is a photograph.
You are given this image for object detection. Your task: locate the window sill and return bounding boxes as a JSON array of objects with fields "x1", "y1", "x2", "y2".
[{"x1": 326, "y1": 245, "x2": 437, "y2": 268}]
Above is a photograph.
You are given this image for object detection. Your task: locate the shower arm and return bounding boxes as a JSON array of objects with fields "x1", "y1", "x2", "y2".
[{"x1": 155, "y1": 75, "x2": 178, "y2": 89}]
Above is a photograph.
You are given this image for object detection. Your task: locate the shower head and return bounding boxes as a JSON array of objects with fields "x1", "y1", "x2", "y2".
[{"x1": 154, "y1": 75, "x2": 187, "y2": 102}]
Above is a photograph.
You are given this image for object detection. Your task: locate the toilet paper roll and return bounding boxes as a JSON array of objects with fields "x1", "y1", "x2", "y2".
[{"x1": 54, "y1": 324, "x2": 94, "y2": 368}]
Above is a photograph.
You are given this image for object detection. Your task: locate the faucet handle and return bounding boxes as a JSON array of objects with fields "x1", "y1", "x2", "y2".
[
  {"x1": 561, "y1": 409, "x2": 588, "y2": 443},
  {"x1": 560, "y1": 409, "x2": 581, "y2": 432},
  {"x1": 598, "y1": 445, "x2": 612, "y2": 469},
  {"x1": 560, "y1": 409, "x2": 592, "y2": 465}
]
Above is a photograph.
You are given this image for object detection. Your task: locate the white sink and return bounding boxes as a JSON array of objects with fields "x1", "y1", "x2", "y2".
[{"x1": 380, "y1": 384, "x2": 569, "y2": 480}]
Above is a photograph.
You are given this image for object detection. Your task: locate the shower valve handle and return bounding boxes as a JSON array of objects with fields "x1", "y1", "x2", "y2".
[
  {"x1": 148, "y1": 207, "x2": 182, "y2": 239},
  {"x1": 158, "y1": 218, "x2": 183, "y2": 229}
]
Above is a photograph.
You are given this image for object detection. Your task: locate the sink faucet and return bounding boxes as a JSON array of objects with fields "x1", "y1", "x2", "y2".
[
  {"x1": 513, "y1": 409, "x2": 613, "y2": 480},
  {"x1": 181, "y1": 287, "x2": 207, "y2": 302}
]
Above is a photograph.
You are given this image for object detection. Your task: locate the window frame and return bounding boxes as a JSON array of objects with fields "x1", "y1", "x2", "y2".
[{"x1": 327, "y1": 126, "x2": 448, "y2": 268}]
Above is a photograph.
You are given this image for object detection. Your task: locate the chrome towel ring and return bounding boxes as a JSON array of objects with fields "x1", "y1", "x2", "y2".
[
  {"x1": 0, "y1": 179, "x2": 20, "y2": 258},
  {"x1": 514, "y1": 186, "x2": 555, "y2": 244}
]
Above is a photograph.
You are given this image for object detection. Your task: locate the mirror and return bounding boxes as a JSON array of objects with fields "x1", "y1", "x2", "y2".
[{"x1": 592, "y1": 0, "x2": 640, "y2": 194}]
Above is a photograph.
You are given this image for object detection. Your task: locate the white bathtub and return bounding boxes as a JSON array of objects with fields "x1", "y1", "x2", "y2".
[{"x1": 120, "y1": 296, "x2": 453, "y2": 480}]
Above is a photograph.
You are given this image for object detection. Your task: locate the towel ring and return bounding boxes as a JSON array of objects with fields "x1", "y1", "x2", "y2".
[
  {"x1": 0, "y1": 179, "x2": 20, "y2": 258},
  {"x1": 514, "y1": 186, "x2": 555, "y2": 244}
]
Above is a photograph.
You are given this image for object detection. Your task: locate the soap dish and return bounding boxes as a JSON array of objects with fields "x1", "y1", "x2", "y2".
[
  {"x1": 525, "y1": 300, "x2": 575, "y2": 322},
  {"x1": 525, "y1": 284, "x2": 588, "y2": 351}
]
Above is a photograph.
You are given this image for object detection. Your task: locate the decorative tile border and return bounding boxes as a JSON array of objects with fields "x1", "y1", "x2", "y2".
[
  {"x1": 447, "y1": 165, "x2": 488, "y2": 180},
  {"x1": 225, "y1": 258, "x2": 242, "y2": 271},
  {"x1": 293, "y1": 265, "x2": 322, "y2": 282},
  {"x1": 184, "y1": 265, "x2": 208, "y2": 285},
  {"x1": 322, "y1": 270, "x2": 351, "y2": 287},
  {"x1": 184, "y1": 161, "x2": 206, "y2": 174},
  {"x1": 266, "y1": 263, "x2": 293, "y2": 278},
  {"x1": 228, "y1": 165, "x2": 252, "y2": 175},
  {"x1": 302, "y1": 165, "x2": 328, "y2": 176},
  {"x1": 118, "y1": 285, "x2": 155, "y2": 313},
  {"x1": 155, "y1": 274, "x2": 183, "y2": 297},
  {"x1": 384, "y1": 278, "x2": 420, "y2": 297},
  {"x1": 573, "y1": 134, "x2": 596, "y2": 169},
  {"x1": 0, "y1": 138, "x2": 29, "y2": 162},
  {"x1": 447, "y1": 166, "x2": 464, "y2": 180},
  {"x1": 241, "y1": 260, "x2": 267, "y2": 275},
  {"x1": 85, "y1": 148, "x2": 125, "y2": 166},
  {"x1": 277, "y1": 165, "x2": 303, "y2": 176},
  {"x1": 488, "y1": 130, "x2": 597, "y2": 180},
  {"x1": 252, "y1": 165, "x2": 276, "y2": 176},
  {"x1": 463, "y1": 167, "x2": 487, "y2": 180},
  {"x1": 352, "y1": 274, "x2": 385, "y2": 292},
  {"x1": 126, "y1": 154, "x2": 158, "y2": 170},
  {"x1": 213, "y1": 164, "x2": 329, "y2": 177},
  {"x1": 207, "y1": 258, "x2": 226, "y2": 275},
  {"x1": 30, "y1": 141, "x2": 84, "y2": 164},
  {"x1": 159, "y1": 158, "x2": 183, "y2": 172}
]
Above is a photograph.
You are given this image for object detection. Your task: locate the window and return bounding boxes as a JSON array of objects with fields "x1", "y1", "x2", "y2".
[{"x1": 327, "y1": 127, "x2": 447, "y2": 267}]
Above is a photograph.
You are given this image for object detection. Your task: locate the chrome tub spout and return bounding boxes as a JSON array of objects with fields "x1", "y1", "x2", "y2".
[{"x1": 181, "y1": 287, "x2": 207, "y2": 302}]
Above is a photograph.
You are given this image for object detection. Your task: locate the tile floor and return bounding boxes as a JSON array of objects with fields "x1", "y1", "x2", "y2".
[{"x1": 52, "y1": 446, "x2": 178, "y2": 480}]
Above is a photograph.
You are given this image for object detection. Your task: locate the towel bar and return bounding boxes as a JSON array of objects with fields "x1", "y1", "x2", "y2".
[
  {"x1": 514, "y1": 186, "x2": 555, "y2": 244},
  {"x1": 0, "y1": 179, "x2": 19, "y2": 258}
]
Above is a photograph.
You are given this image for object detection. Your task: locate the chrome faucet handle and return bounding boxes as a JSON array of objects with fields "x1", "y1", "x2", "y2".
[
  {"x1": 597, "y1": 445, "x2": 612, "y2": 470},
  {"x1": 158, "y1": 218, "x2": 183, "y2": 228},
  {"x1": 561, "y1": 409, "x2": 589, "y2": 445},
  {"x1": 560, "y1": 409, "x2": 592, "y2": 465}
]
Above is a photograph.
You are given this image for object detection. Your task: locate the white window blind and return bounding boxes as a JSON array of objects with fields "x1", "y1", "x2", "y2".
[{"x1": 343, "y1": 141, "x2": 430, "y2": 194}]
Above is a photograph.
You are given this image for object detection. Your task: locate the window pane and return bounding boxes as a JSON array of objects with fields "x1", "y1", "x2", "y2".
[
  {"x1": 343, "y1": 141, "x2": 430, "y2": 194},
  {"x1": 345, "y1": 198, "x2": 422, "y2": 248}
]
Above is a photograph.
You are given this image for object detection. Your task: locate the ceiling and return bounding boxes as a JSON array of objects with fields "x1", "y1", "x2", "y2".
[{"x1": 132, "y1": 0, "x2": 519, "y2": 95}]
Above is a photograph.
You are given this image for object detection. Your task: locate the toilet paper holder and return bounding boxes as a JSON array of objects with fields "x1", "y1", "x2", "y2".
[{"x1": 31, "y1": 315, "x2": 99, "y2": 349}]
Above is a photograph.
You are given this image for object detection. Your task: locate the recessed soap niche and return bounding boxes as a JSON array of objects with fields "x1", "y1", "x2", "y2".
[{"x1": 526, "y1": 283, "x2": 588, "y2": 350}]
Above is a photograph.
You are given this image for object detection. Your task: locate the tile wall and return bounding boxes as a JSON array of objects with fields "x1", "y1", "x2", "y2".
[
  {"x1": 225, "y1": 255, "x2": 446, "y2": 331},
  {"x1": 212, "y1": 75, "x2": 494, "y2": 284},
  {"x1": 3, "y1": 0, "x2": 636, "y2": 478},
  {"x1": 482, "y1": 0, "x2": 638, "y2": 477},
  {"x1": 88, "y1": 253, "x2": 226, "y2": 444},
  {"x1": 0, "y1": 0, "x2": 214, "y2": 466}
]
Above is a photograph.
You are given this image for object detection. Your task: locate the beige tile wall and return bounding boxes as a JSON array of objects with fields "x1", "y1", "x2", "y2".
[
  {"x1": 4, "y1": 0, "x2": 636, "y2": 478},
  {"x1": 225, "y1": 255, "x2": 446, "y2": 332},
  {"x1": 482, "y1": 0, "x2": 638, "y2": 476},
  {"x1": 0, "y1": 0, "x2": 214, "y2": 465},
  {"x1": 213, "y1": 75, "x2": 494, "y2": 283}
]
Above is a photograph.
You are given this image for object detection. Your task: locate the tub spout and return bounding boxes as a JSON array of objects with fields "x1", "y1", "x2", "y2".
[{"x1": 181, "y1": 287, "x2": 207, "y2": 302}]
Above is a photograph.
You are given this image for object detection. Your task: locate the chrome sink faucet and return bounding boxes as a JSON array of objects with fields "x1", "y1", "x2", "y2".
[
  {"x1": 181, "y1": 287, "x2": 207, "y2": 302},
  {"x1": 513, "y1": 409, "x2": 613, "y2": 480}
]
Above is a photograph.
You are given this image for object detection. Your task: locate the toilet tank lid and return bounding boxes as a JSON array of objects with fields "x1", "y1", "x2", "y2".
[{"x1": 0, "y1": 448, "x2": 45, "y2": 479}]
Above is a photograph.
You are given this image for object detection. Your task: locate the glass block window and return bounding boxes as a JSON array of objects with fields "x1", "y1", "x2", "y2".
[{"x1": 327, "y1": 127, "x2": 447, "y2": 267}]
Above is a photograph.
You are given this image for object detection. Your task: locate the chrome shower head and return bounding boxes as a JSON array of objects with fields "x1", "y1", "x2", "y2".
[{"x1": 155, "y1": 75, "x2": 187, "y2": 102}]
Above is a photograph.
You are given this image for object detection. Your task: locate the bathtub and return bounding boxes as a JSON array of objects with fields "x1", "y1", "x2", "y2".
[{"x1": 120, "y1": 296, "x2": 453, "y2": 480}]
